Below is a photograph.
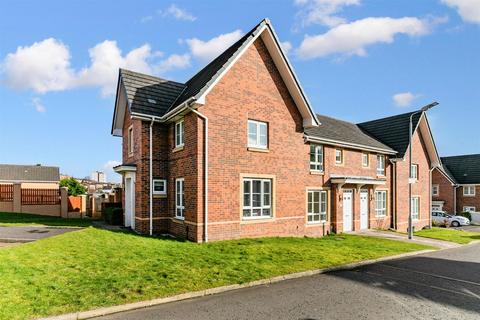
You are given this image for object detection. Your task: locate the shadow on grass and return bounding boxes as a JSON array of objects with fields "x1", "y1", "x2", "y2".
[{"x1": 0, "y1": 211, "x2": 97, "y2": 228}]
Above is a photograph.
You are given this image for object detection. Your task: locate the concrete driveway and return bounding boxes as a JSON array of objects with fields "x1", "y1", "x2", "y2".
[
  {"x1": 455, "y1": 225, "x2": 480, "y2": 233},
  {"x1": 0, "y1": 226, "x2": 79, "y2": 244},
  {"x1": 96, "y1": 242, "x2": 480, "y2": 320}
]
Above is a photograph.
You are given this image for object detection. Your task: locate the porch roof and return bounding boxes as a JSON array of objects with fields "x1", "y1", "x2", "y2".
[
  {"x1": 330, "y1": 175, "x2": 386, "y2": 188},
  {"x1": 113, "y1": 164, "x2": 137, "y2": 173}
]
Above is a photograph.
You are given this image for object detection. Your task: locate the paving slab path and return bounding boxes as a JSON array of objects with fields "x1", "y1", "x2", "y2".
[{"x1": 0, "y1": 225, "x2": 79, "y2": 243}]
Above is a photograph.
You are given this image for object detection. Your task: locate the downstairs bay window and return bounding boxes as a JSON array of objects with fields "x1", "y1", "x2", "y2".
[{"x1": 243, "y1": 178, "x2": 272, "y2": 219}]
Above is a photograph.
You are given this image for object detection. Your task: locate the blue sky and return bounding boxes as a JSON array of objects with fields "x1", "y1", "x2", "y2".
[{"x1": 0, "y1": 0, "x2": 479, "y2": 182}]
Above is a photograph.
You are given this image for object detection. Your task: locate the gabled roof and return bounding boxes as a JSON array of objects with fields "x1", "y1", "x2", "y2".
[
  {"x1": 305, "y1": 114, "x2": 395, "y2": 154},
  {"x1": 0, "y1": 164, "x2": 60, "y2": 182},
  {"x1": 120, "y1": 69, "x2": 186, "y2": 118},
  {"x1": 112, "y1": 18, "x2": 319, "y2": 135},
  {"x1": 441, "y1": 154, "x2": 480, "y2": 184},
  {"x1": 357, "y1": 111, "x2": 422, "y2": 158}
]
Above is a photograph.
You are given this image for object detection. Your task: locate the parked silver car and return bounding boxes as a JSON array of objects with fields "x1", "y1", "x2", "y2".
[{"x1": 431, "y1": 211, "x2": 470, "y2": 227}]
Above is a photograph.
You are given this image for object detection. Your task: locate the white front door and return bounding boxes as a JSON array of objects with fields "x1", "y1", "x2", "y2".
[
  {"x1": 343, "y1": 190, "x2": 353, "y2": 232},
  {"x1": 124, "y1": 175, "x2": 135, "y2": 229},
  {"x1": 360, "y1": 190, "x2": 369, "y2": 230}
]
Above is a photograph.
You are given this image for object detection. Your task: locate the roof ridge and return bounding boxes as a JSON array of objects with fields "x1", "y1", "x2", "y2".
[
  {"x1": 120, "y1": 68, "x2": 185, "y2": 86},
  {"x1": 316, "y1": 113, "x2": 358, "y2": 126},
  {"x1": 357, "y1": 110, "x2": 421, "y2": 125},
  {"x1": 441, "y1": 154, "x2": 480, "y2": 159}
]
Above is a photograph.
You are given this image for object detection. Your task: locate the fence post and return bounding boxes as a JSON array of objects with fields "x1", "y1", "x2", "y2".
[
  {"x1": 60, "y1": 187, "x2": 68, "y2": 218},
  {"x1": 13, "y1": 183, "x2": 22, "y2": 213}
]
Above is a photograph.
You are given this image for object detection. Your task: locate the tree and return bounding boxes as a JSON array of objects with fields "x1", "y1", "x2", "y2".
[{"x1": 60, "y1": 178, "x2": 87, "y2": 196}]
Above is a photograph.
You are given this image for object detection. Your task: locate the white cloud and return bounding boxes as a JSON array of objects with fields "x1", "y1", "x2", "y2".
[
  {"x1": 140, "y1": 15, "x2": 153, "y2": 23},
  {"x1": 280, "y1": 41, "x2": 293, "y2": 55},
  {"x1": 297, "y1": 17, "x2": 431, "y2": 59},
  {"x1": 393, "y1": 92, "x2": 419, "y2": 107},
  {"x1": 295, "y1": 0, "x2": 361, "y2": 28},
  {"x1": 161, "y1": 4, "x2": 196, "y2": 21},
  {"x1": 31, "y1": 97, "x2": 46, "y2": 113},
  {"x1": 1, "y1": 38, "x2": 189, "y2": 96},
  {"x1": 441, "y1": 0, "x2": 480, "y2": 24},
  {"x1": 186, "y1": 30, "x2": 243, "y2": 63},
  {"x1": 103, "y1": 160, "x2": 121, "y2": 170},
  {"x1": 155, "y1": 53, "x2": 191, "y2": 74},
  {"x1": 1, "y1": 38, "x2": 74, "y2": 93},
  {"x1": 75, "y1": 40, "x2": 155, "y2": 96}
]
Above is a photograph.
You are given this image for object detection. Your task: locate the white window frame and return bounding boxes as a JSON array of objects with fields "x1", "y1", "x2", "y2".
[
  {"x1": 175, "y1": 119, "x2": 184, "y2": 148},
  {"x1": 463, "y1": 185, "x2": 476, "y2": 196},
  {"x1": 307, "y1": 190, "x2": 327, "y2": 224},
  {"x1": 377, "y1": 154, "x2": 385, "y2": 176},
  {"x1": 411, "y1": 196, "x2": 420, "y2": 220},
  {"x1": 310, "y1": 144, "x2": 324, "y2": 172},
  {"x1": 175, "y1": 178, "x2": 184, "y2": 219},
  {"x1": 411, "y1": 164, "x2": 418, "y2": 180},
  {"x1": 362, "y1": 152, "x2": 369, "y2": 167},
  {"x1": 247, "y1": 120, "x2": 268, "y2": 149},
  {"x1": 374, "y1": 190, "x2": 387, "y2": 217},
  {"x1": 463, "y1": 206, "x2": 476, "y2": 212},
  {"x1": 432, "y1": 184, "x2": 439, "y2": 196},
  {"x1": 242, "y1": 178, "x2": 272, "y2": 219},
  {"x1": 152, "y1": 179, "x2": 167, "y2": 195},
  {"x1": 127, "y1": 126, "x2": 133, "y2": 155},
  {"x1": 335, "y1": 149, "x2": 343, "y2": 164}
]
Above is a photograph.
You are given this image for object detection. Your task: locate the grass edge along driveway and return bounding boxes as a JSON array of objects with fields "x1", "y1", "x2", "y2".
[
  {"x1": 415, "y1": 227, "x2": 480, "y2": 244},
  {"x1": 0, "y1": 211, "x2": 95, "y2": 227},
  {"x1": 0, "y1": 228, "x2": 433, "y2": 320}
]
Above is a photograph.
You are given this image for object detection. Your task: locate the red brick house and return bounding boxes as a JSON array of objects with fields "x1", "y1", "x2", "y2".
[
  {"x1": 112, "y1": 19, "x2": 440, "y2": 241},
  {"x1": 432, "y1": 155, "x2": 480, "y2": 214}
]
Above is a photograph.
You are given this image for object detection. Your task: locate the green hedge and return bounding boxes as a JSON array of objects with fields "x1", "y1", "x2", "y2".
[{"x1": 458, "y1": 211, "x2": 472, "y2": 221}]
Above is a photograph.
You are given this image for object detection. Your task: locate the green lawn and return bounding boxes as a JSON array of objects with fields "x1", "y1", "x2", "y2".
[
  {"x1": 415, "y1": 227, "x2": 480, "y2": 244},
  {"x1": 0, "y1": 212, "x2": 95, "y2": 227},
  {"x1": 0, "y1": 228, "x2": 432, "y2": 320}
]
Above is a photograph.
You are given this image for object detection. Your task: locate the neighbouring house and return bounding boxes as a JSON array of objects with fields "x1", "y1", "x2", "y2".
[
  {"x1": 432, "y1": 154, "x2": 480, "y2": 213},
  {"x1": 0, "y1": 164, "x2": 60, "y2": 188},
  {"x1": 111, "y1": 19, "x2": 440, "y2": 242}
]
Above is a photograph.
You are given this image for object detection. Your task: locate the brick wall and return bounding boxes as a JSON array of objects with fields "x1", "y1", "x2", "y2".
[
  {"x1": 457, "y1": 185, "x2": 480, "y2": 213},
  {"x1": 394, "y1": 129, "x2": 431, "y2": 232},
  {"x1": 432, "y1": 168, "x2": 456, "y2": 213}
]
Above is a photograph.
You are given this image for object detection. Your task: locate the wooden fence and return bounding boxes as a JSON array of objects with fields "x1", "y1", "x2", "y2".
[
  {"x1": 21, "y1": 188, "x2": 61, "y2": 205},
  {"x1": 0, "y1": 184, "x2": 13, "y2": 202}
]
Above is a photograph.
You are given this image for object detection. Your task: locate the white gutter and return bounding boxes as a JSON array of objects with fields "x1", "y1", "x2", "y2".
[{"x1": 188, "y1": 107, "x2": 209, "y2": 243}]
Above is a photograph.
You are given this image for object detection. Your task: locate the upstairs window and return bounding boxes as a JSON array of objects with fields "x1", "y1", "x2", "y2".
[
  {"x1": 362, "y1": 153, "x2": 369, "y2": 167},
  {"x1": 432, "y1": 184, "x2": 439, "y2": 196},
  {"x1": 377, "y1": 155, "x2": 385, "y2": 176},
  {"x1": 463, "y1": 185, "x2": 476, "y2": 196},
  {"x1": 175, "y1": 120, "x2": 184, "y2": 148},
  {"x1": 128, "y1": 126, "x2": 134, "y2": 155},
  {"x1": 335, "y1": 149, "x2": 343, "y2": 164},
  {"x1": 310, "y1": 144, "x2": 324, "y2": 171},
  {"x1": 411, "y1": 164, "x2": 418, "y2": 180},
  {"x1": 248, "y1": 120, "x2": 268, "y2": 149}
]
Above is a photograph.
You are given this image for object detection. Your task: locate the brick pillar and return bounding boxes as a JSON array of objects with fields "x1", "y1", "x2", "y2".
[
  {"x1": 13, "y1": 183, "x2": 22, "y2": 213},
  {"x1": 80, "y1": 195, "x2": 87, "y2": 218},
  {"x1": 60, "y1": 187, "x2": 68, "y2": 218}
]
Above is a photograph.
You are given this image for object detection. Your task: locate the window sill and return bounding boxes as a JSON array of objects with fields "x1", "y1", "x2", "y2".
[
  {"x1": 173, "y1": 216, "x2": 185, "y2": 221},
  {"x1": 241, "y1": 216, "x2": 273, "y2": 223},
  {"x1": 335, "y1": 162, "x2": 344, "y2": 167},
  {"x1": 376, "y1": 174, "x2": 386, "y2": 178},
  {"x1": 463, "y1": 195, "x2": 476, "y2": 197},
  {"x1": 153, "y1": 194, "x2": 167, "y2": 198},
  {"x1": 247, "y1": 147, "x2": 269, "y2": 153},
  {"x1": 172, "y1": 146, "x2": 184, "y2": 153},
  {"x1": 306, "y1": 221, "x2": 327, "y2": 226},
  {"x1": 310, "y1": 170, "x2": 324, "y2": 175}
]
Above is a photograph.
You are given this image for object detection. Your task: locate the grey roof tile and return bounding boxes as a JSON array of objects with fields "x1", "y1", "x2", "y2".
[
  {"x1": 441, "y1": 155, "x2": 480, "y2": 184},
  {"x1": 357, "y1": 111, "x2": 422, "y2": 158},
  {"x1": 305, "y1": 114, "x2": 395, "y2": 153},
  {"x1": 0, "y1": 164, "x2": 60, "y2": 182}
]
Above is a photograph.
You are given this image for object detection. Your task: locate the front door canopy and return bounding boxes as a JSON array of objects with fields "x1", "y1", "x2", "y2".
[{"x1": 330, "y1": 175, "x2": 386, "y2": 191}]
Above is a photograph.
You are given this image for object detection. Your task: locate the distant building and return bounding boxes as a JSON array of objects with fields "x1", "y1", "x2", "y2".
[
  {"x1": 0, "y1": 164, "x2": 60, "y2": 188},
  {"x1": 91, "y1": 171, "x2": 106, "y2": 183}
]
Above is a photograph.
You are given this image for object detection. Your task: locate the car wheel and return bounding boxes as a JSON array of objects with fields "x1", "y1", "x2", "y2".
[{"x1": 451, "y1": 221, "x2": 460, "y2": 227}]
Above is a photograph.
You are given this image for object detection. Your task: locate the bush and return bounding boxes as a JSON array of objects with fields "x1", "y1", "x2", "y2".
[
  {"x1": 104, "y1": 207, "x2": 123, "y2": 225},
  {"x1": 458, "y1": 211, "x2": 472, "y2": 221}
]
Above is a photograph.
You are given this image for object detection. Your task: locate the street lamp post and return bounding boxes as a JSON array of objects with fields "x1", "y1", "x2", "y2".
[{"x1": 408, "y1": 102, "x2": 439, "y2": 240}]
